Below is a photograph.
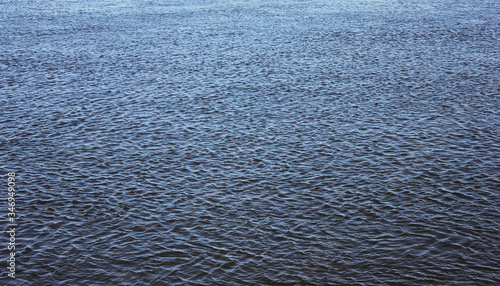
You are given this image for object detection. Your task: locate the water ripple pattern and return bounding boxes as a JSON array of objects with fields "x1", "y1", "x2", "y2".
[{"x1": 1, "y1": 0, "x2": 499, "y2": 285}]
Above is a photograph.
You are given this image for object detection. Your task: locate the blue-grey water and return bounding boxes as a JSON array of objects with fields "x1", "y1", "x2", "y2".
[{"x1": 1, "y1": 0, "x2": 499, "y2": 285}]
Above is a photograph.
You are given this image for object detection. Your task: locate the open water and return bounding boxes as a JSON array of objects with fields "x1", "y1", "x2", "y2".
[{"x1": 1, "y1": 0, "x2": 499, "y2": 285}]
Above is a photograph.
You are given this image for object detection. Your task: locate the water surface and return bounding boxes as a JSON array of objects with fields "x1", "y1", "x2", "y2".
[{"x1": 1, "y1": 0, "x2": 499, "y2": 285}]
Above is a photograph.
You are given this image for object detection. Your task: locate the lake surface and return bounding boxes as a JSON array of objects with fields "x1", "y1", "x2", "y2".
[{"x1": 1, "y1": 0, "x2": 499, "y2": 285}]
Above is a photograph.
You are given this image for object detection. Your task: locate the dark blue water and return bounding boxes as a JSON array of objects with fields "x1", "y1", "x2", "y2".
[{"x1": 1, "y1": 0, "x2": 499, "y2": 285}]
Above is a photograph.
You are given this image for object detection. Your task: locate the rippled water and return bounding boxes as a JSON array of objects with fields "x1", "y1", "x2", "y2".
[{"x1": 1, "y1": 0, "x2": 499, "y2": 285}]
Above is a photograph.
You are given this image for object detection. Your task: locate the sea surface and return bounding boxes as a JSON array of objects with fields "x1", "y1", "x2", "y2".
[{"x1": 1, "y1": 0, "x2": 499, "y2": 285}]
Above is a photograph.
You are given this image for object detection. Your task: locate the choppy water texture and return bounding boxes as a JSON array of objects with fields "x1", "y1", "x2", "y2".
[{"x1": 1, "y1": 0, "x2": 499, "y2": 285}]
